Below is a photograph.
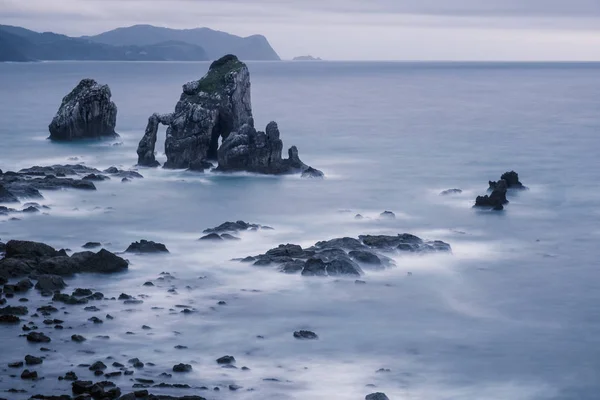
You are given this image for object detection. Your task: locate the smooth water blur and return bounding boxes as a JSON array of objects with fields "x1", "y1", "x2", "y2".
[{"x1": 0, "y1": 61, "x2": 599, "y2": 399}]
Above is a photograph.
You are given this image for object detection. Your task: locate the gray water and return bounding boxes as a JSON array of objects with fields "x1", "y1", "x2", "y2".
[{"x1": 0, "y1": 61, "x2": 599, "y2": 399}]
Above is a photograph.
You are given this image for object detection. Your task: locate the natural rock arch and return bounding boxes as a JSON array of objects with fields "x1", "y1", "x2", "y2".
[{"x1": 136, "y1": 54, "x2": 322, "y2": 176}]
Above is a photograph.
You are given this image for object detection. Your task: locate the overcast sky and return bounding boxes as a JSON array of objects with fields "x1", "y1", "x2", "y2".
[{"x1": 2, "y1": 0, "x2": 600, "y2": 60}]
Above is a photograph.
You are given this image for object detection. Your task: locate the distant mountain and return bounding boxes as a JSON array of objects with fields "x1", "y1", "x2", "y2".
[
  {"x1": 0, "y1": 30, "x2": 32, "y2": 61},
  {"x1": 293, "y1": 55, "x2": 322, "y2": 61},
  {"x1": 84, "y1": 25, "x2": 280, "y2": 61}
]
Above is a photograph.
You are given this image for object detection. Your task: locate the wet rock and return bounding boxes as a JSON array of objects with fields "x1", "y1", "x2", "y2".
[
  {"x1": 0, "y1": 314, "x2": 20, "y2": 323},
  {"x1": 71, "y1": 249, "x2": 129, "y2": 274},
  {"x1": 72, "y1": 380, "x2": 93, "y2": 394},
  {"x1": 143, "y1": 281, "x2": 155, "y2": 287},
  {"x1": 49, "y1": 78, "x2": 118, "y2": 141},
  {"x1": 279, "y1": 260, "x2": 305, "y2": 274},
  {"x1": 9, "y1": 361, "x2": 24, "y2": 368},
  {"x1": 88, "y1": 316, "x2": 103, "y2": 324},
  {"x1": 82, "y1": 173, "x2": 110, "y2": 181},
  {"x1": 475, "y1": 179, "x2": 508, "y2": 210},
  {"x1": 25, "y1": 355, "x2": 43, "y2": 365},
  {"x1": 172, "y1": 363, "x2": 192, "y2": 372},
  {"x1": 129, "y1": 358, "x2": 144, "y2": 369},
  {"x1": 89, "y1": 361, "x2": 107, "y2": 371},
  {"x1": 366, "y1": 393, "x2": 390, "y2": 400},
  {"x1": 216, "y1": 355, "x2": 236, "y2": 365},
  {"x1": 73, "y1": 288, "x2": 93, "y2": 297},
  {"x1": 301, "y1": 166, "x2": 324, "y2": 178},
  {"x1": 82, "y1": 242, "x2": 102, "y2": 249},
  {"x1": 229, "y1": 384, "x2": 242, "y2": 391},
  {"x1": 0, "y1": 305, "x2": 28, "y2": 315},
  {"x1": 199, "y1": 233, "x2": 223, "y2": 241},
  {"x1": 27, "y1": 331, "x2": 51, "y2": 343},
  {"x1": 137, "y1": 113, "x2": 173, "y2": 167},
  {"x1": 59, "y1": 371, "x2": 78, "y2": 381},
  {"x1": 203, "y1": 220, "x2": 264, "y2": 234},
  {"x1": 35, "y1": 275, "x2": 67, "y2": 292},
  {"x1": 380, "y1": 211, "x2": 396, "y2": 219},
  {"x1": 5, "y1": 240, "x2": 59, "y2": 259},
  {"x1": 293, "y1": 330, "x2": 318, "y2": 340},
  {"x1": 22, "y1": 205, "x2": 40, "y2": 213},
  {"x1": 490, "y1": 171, "x2": 527, "y2": 190},
  {"x1": 125, "y1": 240, "x2": 169, "y2": 254},
  {"x1": 0, "y1": 183, "x2": 19, "y2": 202},
  {"x1": 53, "y1": 293, "x2": 88, "y2": 305},
  {"x1": 37, "y1": 305, "x2": 58, "y2": 315},
  {"x1": 440, "y1": 188, "x2": 462, "y2": 195},
  {"x1": 21, "y1": 369, "x2": 38, "y2": 380},
  {"x1": 71, "y1": 334, "x2": 86, "y2": 342}
]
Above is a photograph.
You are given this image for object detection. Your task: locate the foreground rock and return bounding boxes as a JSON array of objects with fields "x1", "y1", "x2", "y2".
[
  {"x1": 0, "y1": 240, "x2": 128, "y2": 280},
  {"x1": 137, "y1": 54, "x2": 320, "y2": 176},
  {"x1": 125, "y1": 240, "x2": 169, "y2": 254},
  {"x1": 241, "y1": 233, "x2": 450, "y2": 276},
  {"x1": 49, "y1": 78, "x2": 118, "y2": 141}
]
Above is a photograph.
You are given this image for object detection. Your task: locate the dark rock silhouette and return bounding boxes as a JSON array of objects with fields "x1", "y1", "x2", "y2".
[
  {"x1": 137, "y1": 55, "x2": 321, "y2": 176},
  {"x1": 49, "y1": 79, "x2": 118, "y2": 141}
]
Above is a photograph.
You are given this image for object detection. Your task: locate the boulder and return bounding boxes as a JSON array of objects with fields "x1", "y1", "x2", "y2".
[
  {"x1": 49, "y1": 79, "x2": 118, "y2": 141},
  {"x1": 293, "y1": 330, "x2": 318, "y2": 340},
  {"x1": 5, "y1": 240, "x2": 58, "y2": 259},
  {"x1": 35, "y1": 275, "x2": 67, "y2": 292},
  {"x1": 137, "y1": 113, "x2": 173, "y2": 167},
  {"x1": 162, "y1": 55, "x2": 253, "y2": 168},
  {"x1": 125, "y1": 240, "x2": 169, "y2": 254},
  {"x1": 71, "y1": 249, "x2": 129, "y2": 273}
]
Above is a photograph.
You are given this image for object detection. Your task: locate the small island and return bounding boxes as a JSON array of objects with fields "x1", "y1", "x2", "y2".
[{"x1": 293, "y1": 55, "x2": 322, "y2": 61}]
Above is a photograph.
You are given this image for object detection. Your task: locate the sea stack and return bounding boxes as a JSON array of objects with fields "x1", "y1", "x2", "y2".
[
  {"x1": 138, "y1": 54, "x2": 321, "y2": 175},
  {"x1": 49, "y1": 79, "x2": 118, "y2": 141}
]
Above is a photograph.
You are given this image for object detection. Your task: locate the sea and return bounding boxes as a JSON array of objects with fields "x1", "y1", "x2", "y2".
[{"x1": 0, "y1": 61, "x2": 599, "y2": 400}]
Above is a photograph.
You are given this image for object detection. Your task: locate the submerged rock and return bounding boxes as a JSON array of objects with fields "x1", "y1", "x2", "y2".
[
  {"x1": 293, "y1": 330, "x2": 318, "y2": 340},
  {"x1": 440, "y1": 188, "x2": 462, "y2": 196},
  {"x1": 125, "y1": 240, "x2": 169, "y2": 254},
  {"x1": 49, "y1": 79, "x2": 118, "y2": 141}
]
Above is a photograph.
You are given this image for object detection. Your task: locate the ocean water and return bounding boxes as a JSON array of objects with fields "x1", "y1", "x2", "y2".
[{"x1": 0, "y1": 61, "x2": 599, "y2": 399}]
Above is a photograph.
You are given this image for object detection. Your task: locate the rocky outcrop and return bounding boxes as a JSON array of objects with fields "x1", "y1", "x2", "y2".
[
  {"x1": 49, "y1": 79, "x2": 118, "y2": 141},
  {"x1": 217, "y1": 121, "x2": 320, "y2": 175},
  {"x1": 139, "y1": 54, "x2": 321, "y2": 175},
  {"x1": 241, "y1": 233, "x2": 451, "y2": 277},
  {"x1": 475, "y1": 171, "x2": 526, "y2": 210},
  {"x1": 490, "y1": 171, "x2": 527, "y2": 190},
  {"x1": 0, "y1": 240, "x2": 128, "y2": 280},
  {"x1": 137, "y1": 113, "x2": 173, "y2": 167},
  {"x1": 162, "y1": 55, "x2": 252, "y2": 169}
]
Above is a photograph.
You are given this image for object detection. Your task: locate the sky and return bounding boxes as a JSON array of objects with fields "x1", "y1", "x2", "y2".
[{"x1": 1, "y1": 0, "x2": 600, "y2": 60}]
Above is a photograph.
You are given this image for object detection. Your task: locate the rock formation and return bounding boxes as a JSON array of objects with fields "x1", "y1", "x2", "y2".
[
  {"x1": 137, "y1": 54, "x2": 321, "y2": 175},
  {"x1": 240, "y1": 233, "x2": 451, "y2": 277},
  {"x1": 49, "y1": 79, "x2": 118, "y2": 141},
  {"x1": 475, "y1": 171, "x2": 527, "y2": 210},
  {"x1": 137, "y1": 113, "x2": 173, "y2": 167}
]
